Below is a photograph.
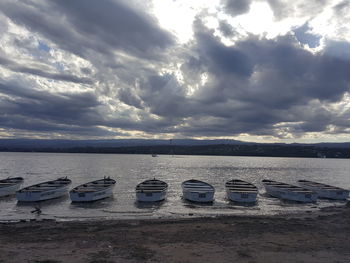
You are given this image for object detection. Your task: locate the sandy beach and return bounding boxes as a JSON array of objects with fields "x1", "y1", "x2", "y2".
[{"x1": 0, "y1": 204, "x2": 349, "y2": 263}]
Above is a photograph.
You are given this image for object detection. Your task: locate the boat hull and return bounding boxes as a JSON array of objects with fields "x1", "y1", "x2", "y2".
[
  {"x1": 182, "y1": 180, "x2": 215, "y2": 203},
  {"x1": 136, "y1": 190, "x2": 167, "y2": 202},
  {"x1": 264, "y1": 184, "x2": 317, "y2": 202},
  {"x1": 16, "y1": 185, "x2": 70, "y2": 202},
  {"x1": 182, "y1": 190, "x2": 214, "y2": 202},
  {"x1": 0, "y1": 183, "x2": 23, "y2": 197},
  {"x1": 298, "y1": 183, "x2": 349, "y2": 200},
  {"x1": 226, "y1": 190, "x2": 257, "y2": 203},
  {"x1": 135, "y1": 179, "x2": 168, "y2": 202},
  {"x1": 70, "y1": 185, "x2": 115, "y2": 202},
  {"x1": 225, "y1": 179, "x2": 258, "y2": 203}
]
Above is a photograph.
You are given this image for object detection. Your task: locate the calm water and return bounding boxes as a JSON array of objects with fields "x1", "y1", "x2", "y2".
[{"x1": 0, "y1": 152, "x2": 349, "y2": 221}]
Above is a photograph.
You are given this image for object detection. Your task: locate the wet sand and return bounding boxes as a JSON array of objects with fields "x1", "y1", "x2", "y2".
[{"x1": 0, "y1": 204, "x2": 349, "y2": 263}]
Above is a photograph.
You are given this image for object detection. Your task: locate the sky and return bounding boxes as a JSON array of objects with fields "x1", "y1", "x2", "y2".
[{"x1": 0, "y1": 0, "x2": 350, "y2": 143}]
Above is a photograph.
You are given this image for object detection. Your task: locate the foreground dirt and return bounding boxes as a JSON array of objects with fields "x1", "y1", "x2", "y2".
[{"x1": 0, "y1": 206, "x2": 349, "y2": 263}]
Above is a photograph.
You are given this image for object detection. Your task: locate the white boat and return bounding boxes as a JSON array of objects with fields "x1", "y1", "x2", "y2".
[
  {"x1": 225, "y1": 179, "x2": 258, "y2": 203},
  {"x1": 16, "y1": 177, "x2": 72, "y2": 202},
  {"x1": 136, "y1": 179, "x2": 168, "y2": 202},
  {"x1": 262, "y1": 179, "x2": 317, "y2": 202},
  {"x1": 298, "y1": 180, "x2": 349, "y2": 200},
  {"x1": 70, "y1": 177, "x2": 116, "y2": 202},
  {"x1": 0, "y1": 177, "x2": 24, "y2": 197},
  {"x1": 182, "y1": 179, "x2": 215, "y2": 203}
]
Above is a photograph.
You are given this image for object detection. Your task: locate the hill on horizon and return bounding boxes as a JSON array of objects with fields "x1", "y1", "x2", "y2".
[{"x1": 0, "y1": 138, "x2": 350, "y2": 149}]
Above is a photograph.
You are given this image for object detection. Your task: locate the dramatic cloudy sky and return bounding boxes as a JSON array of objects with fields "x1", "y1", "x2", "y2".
[{"x1": 1, "y1": 0, "x2": 350, "y2": 142}]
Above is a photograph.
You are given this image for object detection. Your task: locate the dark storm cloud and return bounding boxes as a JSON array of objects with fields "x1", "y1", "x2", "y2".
[
  {"x1": 0, "y1": 81, "x2": 102, "y2": 128},
  {"x1": 0, "y1": 114, "x2": 117, "y2": 137},
  {"x1": 0, "y1": 0, "x2": 174, "y2": 60},
  {"x1": 0, "y1": 14, "x2": 8, "y2": 35},
  {"x1": 0, "y1": 80, "x2": 180, "y2": 136},
  {"x1": 161, "y1": 20, "x2": 350, "y2": 137},
  {"x1": 233, "y1": 37, "x2": 350, "y2": 104},
  {"x1": 211, "y1": 34, "x2": 349, "y2": 104},
  {"x1": 222, "y1": 0, "x2": 252, "y2": 16},
  {"x1": 117, "y1": 18, "x2": 350, "y2": 138},
  {"x1": 117, "y1": 87, "x2": 143, "y2": 109},
  {"x1": 0, "y1": 55, "x2": 93, "y2": 84},
  {"x1": 50, "y1": 0, "x2": 174, "y2": 58},
  {"x1": 137, "y1": 74, "x2": 191, "y2": 118},
  {"x1": 324, "y1": 40, "x2": 350, "y2": 60},
  {"x1": 194, "y1": 20, "x2": 253, "y2": 78},
  {"x1": 218, "y1": 20, "x2": 237, "y2": 37}
]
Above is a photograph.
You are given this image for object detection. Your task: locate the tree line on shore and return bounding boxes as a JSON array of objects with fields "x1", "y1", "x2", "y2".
[{"x1": 1, "y1": 144, "x2": 350, "y2": 158}]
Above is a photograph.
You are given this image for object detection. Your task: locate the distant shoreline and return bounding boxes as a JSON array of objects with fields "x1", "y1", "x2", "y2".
[{"x1": 1, "y1": 143, "x2": 350, "y2": 158}]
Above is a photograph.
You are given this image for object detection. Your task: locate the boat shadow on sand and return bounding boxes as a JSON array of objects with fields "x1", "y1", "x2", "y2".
[
  {"x1": 70, "y1": 196, "x2": 115, "y2": 209},
  {"x1": 134, "y1": 199, "x2": 165, "y2": 209},
  {"x1": 0, "y1": 194, "x2": 17, "y2": 202},
  {"x1": 260, "y1": 192, "x2": 318, "y2": 206},
  {"x1": 182, "y1": 198, "x2": 215, "y2": 208},
  {"x1": 16, "y1": 195, "x2": 69, "y2": 217},
  {"x1": 226, "y1": 199, "x2": 258, "y2": 207},
  {"x1": 16, "y1": 194, "x2": 69, "y2": 207}
]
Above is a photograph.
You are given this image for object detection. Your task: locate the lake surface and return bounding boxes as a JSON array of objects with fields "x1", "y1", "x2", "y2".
[{"x1": 0, "y1": 152, "x2": 349, "y2": 221}]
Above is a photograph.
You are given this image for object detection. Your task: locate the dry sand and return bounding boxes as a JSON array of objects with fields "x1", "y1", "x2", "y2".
[{"x1": 0, "y1": 204, "x2": 349, "y2": 263}]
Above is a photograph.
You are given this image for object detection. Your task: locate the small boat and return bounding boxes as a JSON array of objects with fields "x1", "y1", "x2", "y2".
[
  {"x1": 16, "y1": 177, "x2": 72, "y2": 202},
  {"x1": 182, "y1": 179, "x2": 215, "y2": 202},
  {"x1": 262, "y1": 179, "x2": 317, "y2": 202},
  {"x1": 136, "y1": 179, "x2": 168, "y2": 202},
  {"x1": 151, "y1": 154, "x2": 158, "y2": 157},
  {"x1": 298, "y1": 180, "x2": 349, "y2": 200},
  {"x1": 0, "y1": 177, "x2": 24, "y2": 197},
  {"x1": 70, "y1": 177, "x2": 116, "y2": 202},
  {"x1": 225, "y1": 179, "x2": 258, "y2": 203}
]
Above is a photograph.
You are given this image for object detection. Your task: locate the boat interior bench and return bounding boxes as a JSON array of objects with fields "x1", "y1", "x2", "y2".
[
  {"x1": 137, "y1": 189, "x2": 164, "y2": 192},
  {"x1": 20, "y1": 189, "x2": 52, "y2": 192},
  {"x1": 75, "y1": 186, "x2": 108, "y2": 190},
  {"x1": 186, "y1": 188, "x2": 214, "y2": 192},
  {"x1": 22, "y1": 186, "x2": 64, "y2": 191},
  {"x1": 227, "y1": 187, "x2": 258, "y2": 192},
  {"x1": 228, "y1": 189, "x2": 257, "y2": 193},
  {"x1": 289, "y1": 190, "x2": 312, "y2": 193}
]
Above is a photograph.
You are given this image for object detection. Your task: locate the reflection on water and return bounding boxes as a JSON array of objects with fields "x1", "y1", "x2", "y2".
[{"x1": 0, "y1": 152, "x2": 349, "y2": 221}]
